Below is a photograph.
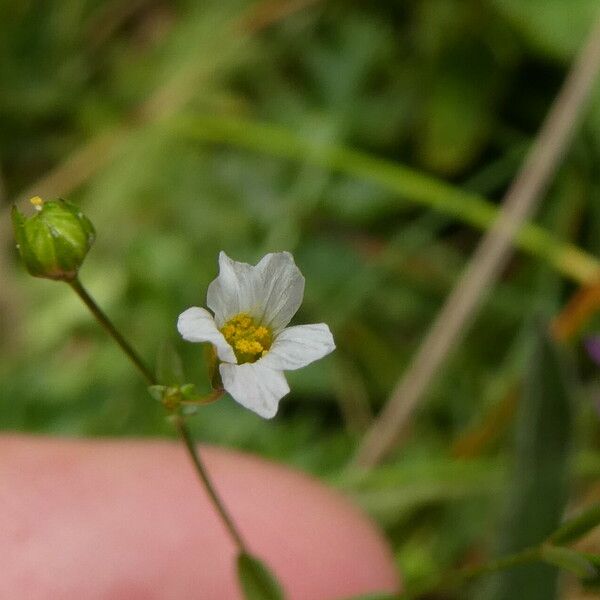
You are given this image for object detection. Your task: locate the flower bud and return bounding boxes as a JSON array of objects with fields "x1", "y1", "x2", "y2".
[{"x1": 12, "y1": 197, "x2": 95, "y2": 281}]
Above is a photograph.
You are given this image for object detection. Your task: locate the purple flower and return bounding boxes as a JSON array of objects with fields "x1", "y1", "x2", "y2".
[{"x1": 585, "y1": 336, "x2": 600, "y2": 365}]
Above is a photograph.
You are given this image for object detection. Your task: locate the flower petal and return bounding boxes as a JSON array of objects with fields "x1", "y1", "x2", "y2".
[
  {"x1": 206, "y1": 252, "x2": 262, "y2": 326},
  {"x1": 261, "y1": 323, "x2": 335, "y2": 371},
  {"x1": 254, "y1": 252, "x2": 305, "y2": 333},
  {"x1": 207, "y1": 251, "x2": 305, "y2": 332},
  {"x1": 177, "y1": 307, "x2": 237, "y2": 363},
  {"x1": 219, "y1": 362, "x2": 290, "y2": 418}
]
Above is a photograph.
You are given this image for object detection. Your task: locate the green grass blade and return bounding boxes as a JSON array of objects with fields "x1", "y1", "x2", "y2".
[
  {"x1": 550, "y1": 503, "x2": 600, "y2": 545},
  {"x1": 481, "y1": 324, "x2": 575, "y2": 600},
  {"x1": 174, "y1": 115, "x2": 600, "y2": 285}
]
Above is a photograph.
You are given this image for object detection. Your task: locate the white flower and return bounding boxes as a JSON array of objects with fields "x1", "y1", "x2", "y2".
[{"x1": 177, "y1": 251, "x2": 335, "y2": 418}]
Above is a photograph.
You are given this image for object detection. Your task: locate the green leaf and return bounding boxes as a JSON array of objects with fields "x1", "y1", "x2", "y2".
[
  {"x1": 550, "y1": 503, "x2": 600, "y2": 545},
  {"x1": 417, "y1": 40, "x2": 497, "y2": 176},
  {"x1": 236, "y1": 552, "x2": 285, "y2": 600},
  {"x1": 491, "y1": 0, "x2": 599, "y2": 61},
  {"x1": 156, "y1": 340, "x2": 185, "y2": 385},
  {"x1": 177, "y1": 114, "x2": 600, "y2": 286},
  {"x1": 480, "y1": 324, "x2": 574, "y2": 600},
  {"x1": 540, "y1": 545, "x2": 596, "y2": 579}
]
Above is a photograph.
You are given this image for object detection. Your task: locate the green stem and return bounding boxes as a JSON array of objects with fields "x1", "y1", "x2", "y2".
[
  {"x1": 403, "y1": 546, "x2": 541, "y2": 599},
  {"x1": 68, "y1": 277, "x2": 247, "y2": 553},
  {"x1": 173, "y1": 413, "x2": 248, "y2": 552},
  {"x1": 451, "y1": 546, "x2": 541, "y2": 585},
  {"x1": 69, "y1": 278, "x2": 156, "y2": 385}
]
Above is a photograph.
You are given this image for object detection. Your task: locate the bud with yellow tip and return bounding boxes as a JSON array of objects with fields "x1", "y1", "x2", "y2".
[{"x1": 11, "y1": 197, "x2": 95, "y2": 281}]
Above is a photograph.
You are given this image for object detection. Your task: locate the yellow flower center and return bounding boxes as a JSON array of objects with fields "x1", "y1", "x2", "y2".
[
  {"x1": 30, "y1": 196, "x2": 44, "y2": 211},
  {"x1": 220, "y1": 312, "x2": 272, "y2": 364}
]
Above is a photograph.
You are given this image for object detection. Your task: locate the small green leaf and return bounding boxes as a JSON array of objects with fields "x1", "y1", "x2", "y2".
[
  {"x1": 156, "y1": 340, "x2": 185, "y2": 385},
  {"x1": 550, "y1": 503, "x2": 600, "y2": 545},
  {"x1": 237, "y1": 552, "x2": 285, "y2": 600},
  {"x1": 540, "y1": 545, "x2": 596, "y2": 579}
]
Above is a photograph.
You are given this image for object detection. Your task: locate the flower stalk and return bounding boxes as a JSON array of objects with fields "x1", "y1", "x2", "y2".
[
  {"x1": 67, "y1": 277, "x2": 248, "y2": 553},
  {"x1": 402, "y1": 544, "x2": 583, "y2": 599},
  {"x1": 68, "y1": 278, "x2": 156, "y2": 385},
  {"x1": 171, "y1": 413, "x2": 248, "y2": 552},
  {"x1": 399, "y1": 547, "x2": 541, "y2": 599}
]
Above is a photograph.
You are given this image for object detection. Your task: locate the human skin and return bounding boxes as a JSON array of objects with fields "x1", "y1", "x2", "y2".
[{"x1": 0, "y1": 435, "x2": 400, "y2": 600}]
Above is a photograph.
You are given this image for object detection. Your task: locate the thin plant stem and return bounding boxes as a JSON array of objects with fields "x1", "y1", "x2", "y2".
[
  {"x1": 69, "y1": 278, "x2": 156, "y2": 384},
  {"x1": 457, "y1": 546, "x2": 540, "y2": 581},
  {"x1": 403, "y1": 546, "x2": 542, "y2": 599},
  {"x1": 352, "y1": 12, "x2": 600, "y2": 468},
  {"x1": 404, "y1": 540, "x2": 600, "y2": 598},
  {"x1": 172, "y1": 413, "x2": 248, "y2": 552},
  {"x1": 67, "y1": 277, "x2": 248, "y2": 553}
]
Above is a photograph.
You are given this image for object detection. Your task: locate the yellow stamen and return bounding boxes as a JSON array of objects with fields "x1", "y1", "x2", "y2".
[
  {"x1": 30, "y1": 196, "x2": 44, "y2": 211},
  {"x1": 220, "y1": 312, "x2": 272, "y2": 364}
]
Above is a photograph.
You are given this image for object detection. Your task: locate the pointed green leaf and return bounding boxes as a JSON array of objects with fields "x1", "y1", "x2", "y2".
[
  {"x1": 237, "y1": 552, "x2": 285, "y2": 600},
  {"x1": 550, "y1": 503, "x2": 600, "y2": 545},
  {"x1": 540, "y1": 545, "x2": 596, "y2": 579},
  {"x1": 481, "y1": 324, "x2": 575, "y2": 600},
  {"x1": 156, "y1": 340, "x2": 185, "y2": 385}
]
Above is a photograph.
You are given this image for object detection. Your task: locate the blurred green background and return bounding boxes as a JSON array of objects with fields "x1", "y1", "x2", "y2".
[{"x1": 2, "y1": 1, "x2": 600, "y2": 598}]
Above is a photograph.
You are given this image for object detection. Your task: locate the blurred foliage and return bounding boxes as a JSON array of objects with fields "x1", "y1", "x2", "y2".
[
  {"x1": 479, "y1": 327, "x2": 574, "y2": 600},
  {"x1": 2, "y1": 1, "x2": 600, "y2": 597}
]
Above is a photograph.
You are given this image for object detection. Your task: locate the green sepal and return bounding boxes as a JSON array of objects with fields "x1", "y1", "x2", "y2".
[
  {"x1": 11, "y1": 199, "x2": 95, "y2": 281},
  {"x1": 204, "y1": 344, "x2": 222, "y2": 389},
  {"x1": 148, "y1": 383, "x2": 212, "y2": 413}
]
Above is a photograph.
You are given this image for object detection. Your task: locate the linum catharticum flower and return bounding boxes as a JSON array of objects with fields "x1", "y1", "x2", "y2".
[{"x1": 177, "y1": 251, "x2": 335, "y2": 418}]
